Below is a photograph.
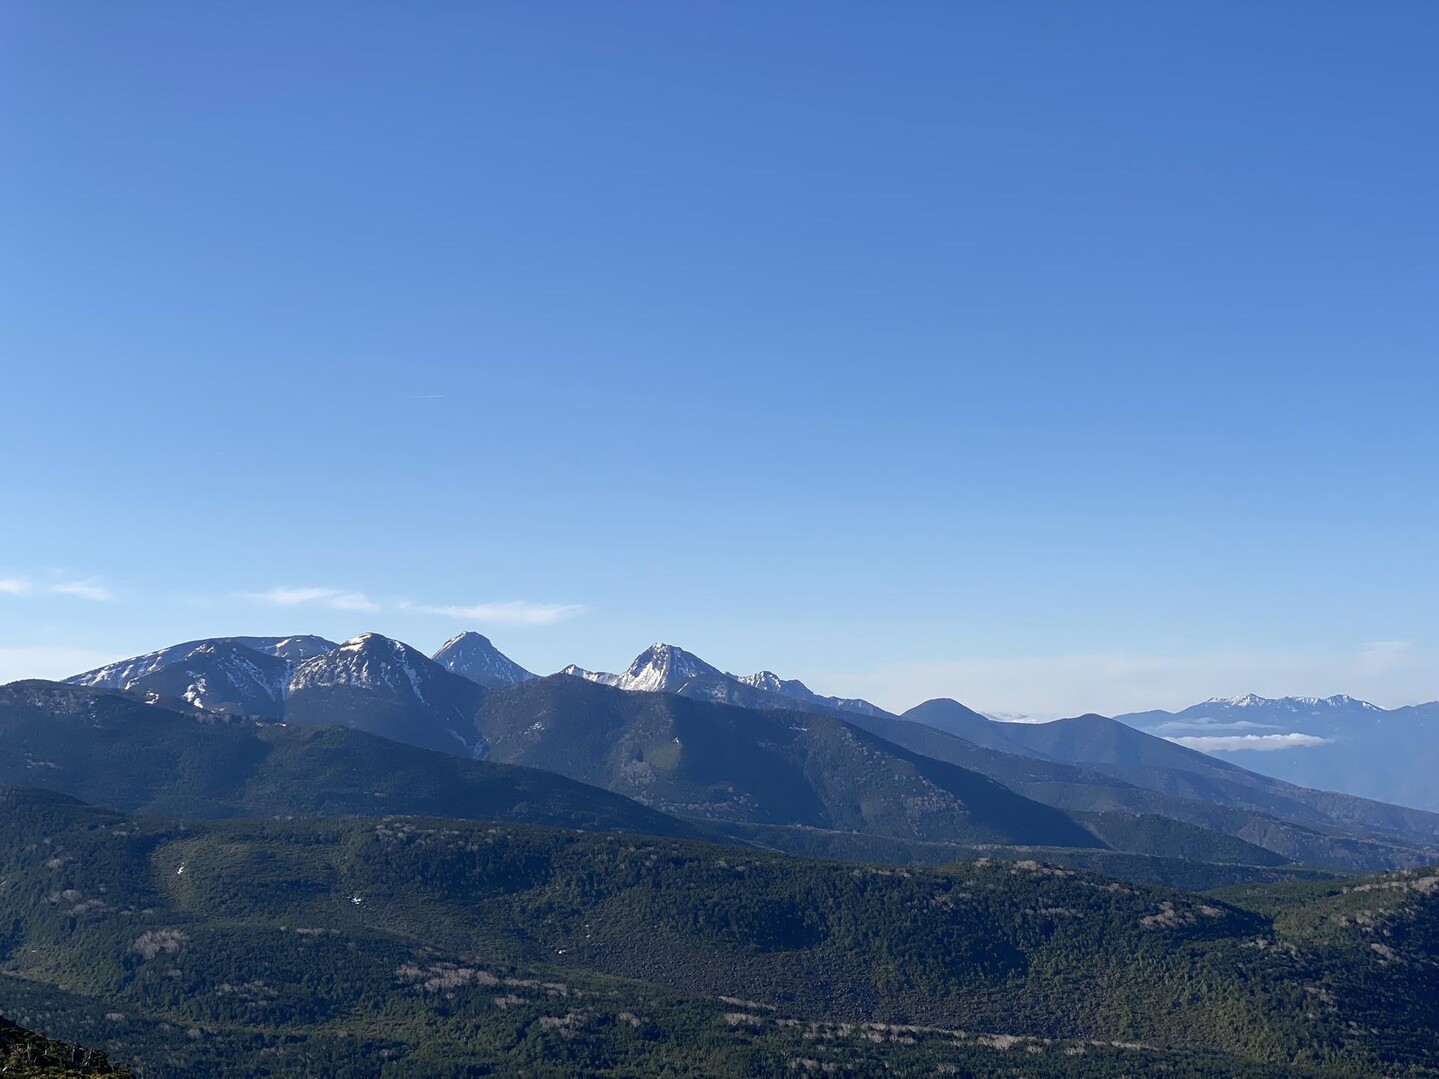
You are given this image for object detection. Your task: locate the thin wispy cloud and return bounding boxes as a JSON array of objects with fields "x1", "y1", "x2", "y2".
[
  {"x1": 404, "y1": 600, "x2": 586, "y2": 626},
  {"x1": 1151, "y1": 720, "x2": 1281, "y2": 735},
  {"x1": 236, "y1": 588, "x2": 580, "y2": 624},
  {"x1": 242, "y1": 586, "x2": 379, "y2": 612},
  {"x1": 0, "y1": 575, "x2": 116, "y2": 602},
  {"x1": 48, "y1": 578, "x2": 116, "y2": 602}
]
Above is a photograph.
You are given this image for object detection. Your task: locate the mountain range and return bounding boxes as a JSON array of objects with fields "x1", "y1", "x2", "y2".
[
  {"x1": 1, "y1": 628, "x2": 1437, "y2": 1075},
  {"x1": 25, "y1": 631, "x2": 1439, "y2": 874}
]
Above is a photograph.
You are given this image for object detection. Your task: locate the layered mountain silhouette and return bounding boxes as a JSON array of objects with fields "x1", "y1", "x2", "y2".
[
  {"x1": 41, "y1": 632, "x2": 1439, "y2": 873},
  {"x1": 1114, "y1": 694, "x2": 1439, "y2": 810},
  {"x1": 0, "y1": 680, "x2": 694, "y2": 837},
  {"x1": 471, "y1": 673, "x2": 1100, "y2": 848}
]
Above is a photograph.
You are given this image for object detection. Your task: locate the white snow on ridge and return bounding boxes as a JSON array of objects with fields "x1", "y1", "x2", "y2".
[
  {"x1": 66, "y1": 635, "x2": 337, "y2": 694},
  {"x1": 1202, "y1": 693, "x2": 1384, "y2": 713},
  {"x1": 68, "y1": 642, "x2": 207, "y2": 690},
  {"x1": 562, "y1": 665, "x2": 622, "y2": 687},
  {"x1": 555, "y1": 646, "x2": 891, "y2": 720},
  {"x1": 291, "y1": 633, "x2": 437, "y2": 704},
  {"x1": 563, "y1": 645, "x2": 724, "y2": 695},
  {"x1": 738, "y1": 671, "x2": 787, "y2": 695}
]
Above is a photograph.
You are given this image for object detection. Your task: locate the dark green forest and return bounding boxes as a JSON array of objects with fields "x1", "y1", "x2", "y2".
[{"x1": 1, "y1": 789, "x2": 1435, "y2": 1077}]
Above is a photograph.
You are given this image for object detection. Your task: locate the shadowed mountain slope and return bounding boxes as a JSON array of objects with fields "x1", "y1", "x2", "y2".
[
  {"x1": 286, "y1": 633, "x2": 487, "y2": 756},
  {"x1": 856, "y1": 709, "x2": 1439, "y2": 871},
  {"x1": 472, "y1": 674, "x2": 1102, "y2": 849},
  {"x1": 0, "y1": 681, "x2": 697, "y2": 838}
]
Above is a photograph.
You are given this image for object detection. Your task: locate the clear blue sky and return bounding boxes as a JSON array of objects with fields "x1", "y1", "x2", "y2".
[{"x1": 3, "y1": 2, "x2": 1436, "y2": 714}]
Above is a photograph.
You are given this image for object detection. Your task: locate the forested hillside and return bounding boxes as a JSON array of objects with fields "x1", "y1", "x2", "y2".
[{"x1": 1, "y1": 790, "x2": 1435, "y2": 1077}]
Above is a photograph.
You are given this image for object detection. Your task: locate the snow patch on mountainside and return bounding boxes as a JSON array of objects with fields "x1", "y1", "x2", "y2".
[
  {"x1": 620, "y1": 644, "x2": 723, "y2": 693},
  {"x1": 68, "y1": 643, "x2": 207, "y2": 691},
  {"x1": 67, "y1": 636, "x2": 336, "y2": 692},
  {"x1": 290, "y1": 633, "x2": 439, "y2": 703},
  {"x1": 174, "y1": 642, "x2": 288, "y2": 707}
]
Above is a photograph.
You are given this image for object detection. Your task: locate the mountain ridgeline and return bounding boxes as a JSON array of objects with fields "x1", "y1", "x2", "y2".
[
  {"x1": 36, "y1": 632, "x2": 1439, "y2": 875},
  {"x1": 0, "y1": 630, "x2": 1432, "y2": 1076},
  {"x1": 0, "y1": 681, "x2": 697, "y2": 838}
]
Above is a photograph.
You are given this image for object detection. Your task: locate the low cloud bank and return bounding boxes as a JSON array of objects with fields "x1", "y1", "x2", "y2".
[{"x1": 1168, "y1": 733, "x2": 1333, "y2": 753}]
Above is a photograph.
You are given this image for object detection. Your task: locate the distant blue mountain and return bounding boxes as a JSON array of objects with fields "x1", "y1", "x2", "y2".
[{"x1": 1114, "y1": 694, "x2": 1439, "y2": 812}]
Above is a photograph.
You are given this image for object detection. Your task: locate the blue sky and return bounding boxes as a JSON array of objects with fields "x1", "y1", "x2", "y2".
[{"x1": 3, "y1": 3, "x2": 1437, "y2": 715}]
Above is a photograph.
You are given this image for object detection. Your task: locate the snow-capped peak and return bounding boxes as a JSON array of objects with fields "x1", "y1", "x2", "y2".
[
  {"x1": 738, "y1": 670, "x2": 820, "y2": 701},
  {"x1": 739, "y1": 670, "x2": 790, "y2": 695},
  {"x1": 561, "y1": 664, "x2": 622, "y2": 687},
  {"x1": 291, "y1": 633, "x2": 437, "y2": 703},
  {"x1": 618, "y1": 644, "x2": 724, "y2": 693},
  {"x1": 432, "y1": 631, "x2": 534, "y2": 688},
  {"x1": 557, "y1": 644, "x2": 723, "y2": 695}
]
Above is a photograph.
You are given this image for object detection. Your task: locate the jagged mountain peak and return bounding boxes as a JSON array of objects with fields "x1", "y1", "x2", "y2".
[
  {"x1": 432, "y1": 631, "x2": 534, "y2": 688},
  {"x1": 560, "y1": 663, "x2": 615, "y2": 682},
  {"x1": 557, "y1": 645, "x2": 731, "y2": 695},
  {"x1": 558, "y1": 648, "x2": 894, "y2": 721},
  {"x1": 739, "y1": 670, "x2": 810, "y2": 695},
  {"x1": 619, "y1": 643, "x2": 724, "y2": 691}
]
